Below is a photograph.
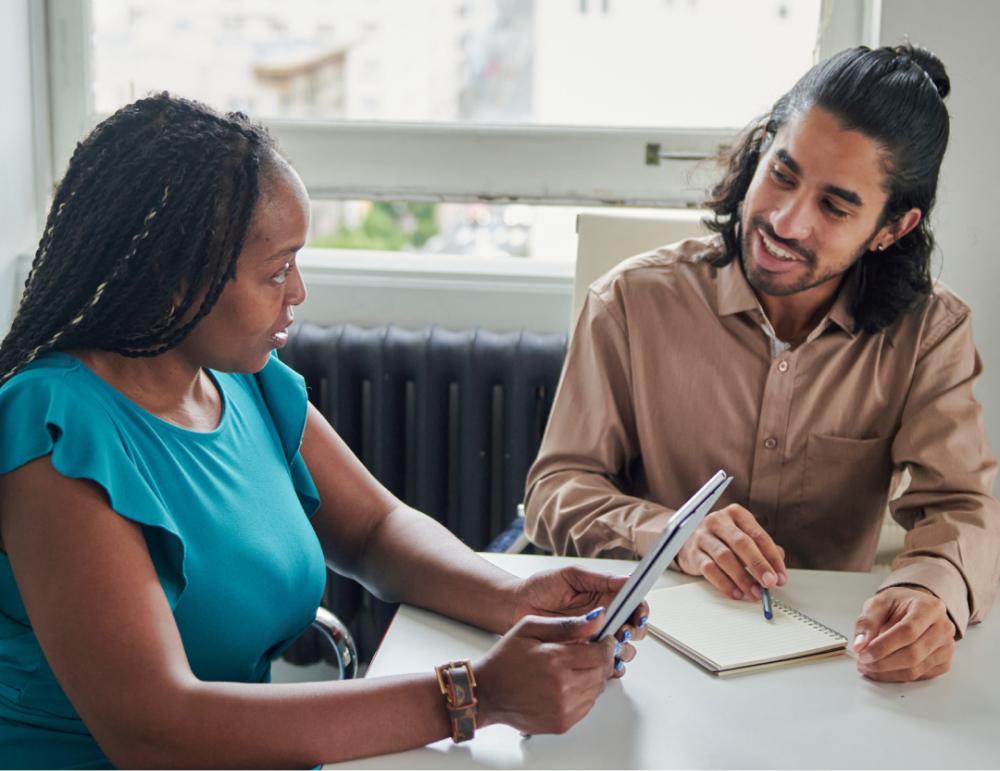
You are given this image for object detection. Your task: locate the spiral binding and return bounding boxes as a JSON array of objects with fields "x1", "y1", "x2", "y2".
[{"x1": 772, "y1": 600, "x2": 847, "y2": 640}]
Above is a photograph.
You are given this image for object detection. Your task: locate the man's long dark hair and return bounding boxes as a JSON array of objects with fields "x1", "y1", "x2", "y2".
[
  {"x1": 704, "y1": 43, "x2": 951, "y2": 333},
  {"x1": 0, "y1": 93, "x2": 278, "y2": 385}
]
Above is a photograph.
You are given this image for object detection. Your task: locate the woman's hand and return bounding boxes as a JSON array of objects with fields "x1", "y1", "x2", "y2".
[
  {"x1": 510, "y1": 566, "x2": 648, "y2": 676},
  {"x1": 474, "y1": 610, "x2": 617, "y2": 734}
]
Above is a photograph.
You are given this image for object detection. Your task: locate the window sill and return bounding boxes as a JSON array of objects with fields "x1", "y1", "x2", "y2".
[
  {"x1": 299, "y1": 247, "x2": 572, "y2": 288},
  {"x1": 13, "y1": 249, "x2": 576, "y2": 335},
  {"x1": 297, "y1": 248, "x2": 574, "y2": 333}
]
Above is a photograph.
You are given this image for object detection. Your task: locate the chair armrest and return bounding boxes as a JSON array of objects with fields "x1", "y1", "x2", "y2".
[{"x1": 312, "y1": 607, "x2": 359, "y2": 680}]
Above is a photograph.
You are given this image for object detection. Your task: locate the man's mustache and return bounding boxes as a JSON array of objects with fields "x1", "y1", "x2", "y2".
[{"x1": 748, "y1": 215, "x2": 816, "y2": 266}]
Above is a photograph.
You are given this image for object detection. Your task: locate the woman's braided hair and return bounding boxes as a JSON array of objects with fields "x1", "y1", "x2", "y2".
[{"x1": 0, "y1": 92, "x2": 277, "y2": 385}]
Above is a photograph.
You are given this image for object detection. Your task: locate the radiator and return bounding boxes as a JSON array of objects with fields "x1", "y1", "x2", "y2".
[{"x1": 278, "y1": 321, "x2": 567, "y2": 662}]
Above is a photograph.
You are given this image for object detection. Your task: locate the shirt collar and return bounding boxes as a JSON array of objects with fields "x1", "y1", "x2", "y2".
[
  {"x1": 715, "y1": 255, "x2": 859, "y2": 338},
  {"x1": 715, "y1": 255, "x2": 760, "y2": 317},
  {"x1": 825, "y1": 267, "x2": 859, "y2": 337}
]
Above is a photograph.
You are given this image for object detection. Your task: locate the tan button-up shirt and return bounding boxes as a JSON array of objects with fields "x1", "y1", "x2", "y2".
[{"x1": 525, "y1": 236, "x2": 1000, "y2": 634}]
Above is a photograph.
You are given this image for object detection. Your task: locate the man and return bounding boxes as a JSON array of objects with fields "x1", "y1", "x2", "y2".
[{"x1": 524, "y1": 43, "x2": 1000, "y2": 683}]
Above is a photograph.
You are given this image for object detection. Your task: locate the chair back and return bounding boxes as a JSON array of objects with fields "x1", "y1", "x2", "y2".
[{"x1": 572, "y1": 211, "x2": 710, "y2": 330}]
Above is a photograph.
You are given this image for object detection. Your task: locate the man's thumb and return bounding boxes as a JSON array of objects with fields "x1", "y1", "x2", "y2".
[{"x1": 854, "y1": 595, "x2": 890, "y2": 652}]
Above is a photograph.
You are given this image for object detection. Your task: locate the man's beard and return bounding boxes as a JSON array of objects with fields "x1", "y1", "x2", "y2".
[{"x1": 739, "y1": 213, "x2": 872, "y2": 297}]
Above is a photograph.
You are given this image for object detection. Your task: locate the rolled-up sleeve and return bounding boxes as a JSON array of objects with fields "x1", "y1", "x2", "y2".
[
  {"x1": 524, "y1": 288, "x2": 674, "y2": 558},
  {"x1": 883, "y1": 310, "x2": 1000, "y2": 635}
]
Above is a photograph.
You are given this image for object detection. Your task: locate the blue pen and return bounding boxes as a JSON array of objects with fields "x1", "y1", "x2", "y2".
[{"x1": 761, "y1": 587, "x2": 773, "y2": 620}]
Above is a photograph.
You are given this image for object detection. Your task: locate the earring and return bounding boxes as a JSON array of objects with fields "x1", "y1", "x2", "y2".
[{"x1": 876, "y1": 243, "x2": 886, "y2": 252}]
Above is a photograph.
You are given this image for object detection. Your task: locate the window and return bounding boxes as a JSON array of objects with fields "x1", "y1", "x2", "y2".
[
  {"x1": 308, "y1": 200, "x2": 683, "y2": 261},
  {"x1": 46, "y1": 0, "x2": 870, "y2": 264},
  {"x1": 92, "y1": 0, "x2": 821, "y2": 130}
]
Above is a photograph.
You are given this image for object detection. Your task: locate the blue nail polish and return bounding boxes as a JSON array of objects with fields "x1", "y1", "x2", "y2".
[
  {"x1": 614, "y1": 658, "x2": 625, "y2": 672},
  {"x1": 638, "y1": 615, "x2": 648, "y2": 628},
  {"x1": 614, "y1": 640, "x2": 623, "y2": 656},
  {"x1": 585, "y1": 606, "x2": 605, "y2": 621},
  {"x1": 622, "y1": 630, "x2": 632, "y2": 642}
]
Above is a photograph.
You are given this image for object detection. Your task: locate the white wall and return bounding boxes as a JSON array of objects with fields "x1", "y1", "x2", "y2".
[
  {"x1": 879, "y1": 0, "x2": 1000, "y2": 483},
  {"x1": 0, "y1": 0, "x2": 40, "y2": 334},
  {"x1": 293, "y1": 251, "x2": 573, "y2": 335}
]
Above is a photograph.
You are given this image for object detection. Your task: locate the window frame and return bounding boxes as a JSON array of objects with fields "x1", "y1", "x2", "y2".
[
  {"x1": 44, "y1": 0, "x2": 875, "y2": 211},
  {"x1": 35, "y1": 0, "x2": 876, "y2": 331}
]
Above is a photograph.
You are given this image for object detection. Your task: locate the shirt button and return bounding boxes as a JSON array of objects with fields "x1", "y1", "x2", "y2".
[
  {"x1": 763, "y1": 437, "x2": 778, "y2": 449},
  {"x1": 777, "y1": 360, "x2": 789, "y2": 373}
]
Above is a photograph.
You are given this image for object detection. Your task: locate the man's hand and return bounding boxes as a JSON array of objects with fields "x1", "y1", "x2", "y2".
[
  {"x1": 675, "y1": 504, "x2": 787, "y2": 600},
  {"x1": 853, "y1": 586, "x2": 957, "y2": 682}
]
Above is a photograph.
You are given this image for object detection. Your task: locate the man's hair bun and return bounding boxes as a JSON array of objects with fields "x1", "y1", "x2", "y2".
[{"x1": 895, "y1": 43, "x2": 950, "y2": 98}]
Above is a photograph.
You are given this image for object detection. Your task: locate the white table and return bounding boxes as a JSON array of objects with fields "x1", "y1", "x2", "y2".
[{"x1": 326, "y1": 554, "x2": 1000, "y2": 769}]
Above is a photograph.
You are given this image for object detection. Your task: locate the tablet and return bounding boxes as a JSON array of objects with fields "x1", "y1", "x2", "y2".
[{"x1": 593, "y1": 470, "x2": 733, "y2": 640}]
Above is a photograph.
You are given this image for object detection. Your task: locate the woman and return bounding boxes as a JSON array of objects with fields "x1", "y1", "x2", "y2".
[{"x1": 0, "y1": 94, "x2": 646, "y2": 769}]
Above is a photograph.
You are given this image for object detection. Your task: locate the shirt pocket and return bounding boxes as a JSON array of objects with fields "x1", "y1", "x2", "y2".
[{"x1": 793, "y1": 433, "x2": 894, "y2": 569}]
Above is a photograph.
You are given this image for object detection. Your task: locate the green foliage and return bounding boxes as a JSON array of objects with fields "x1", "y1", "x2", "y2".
[{"x1": 311, "y1": 202, "x2": 439, "y2": 251}]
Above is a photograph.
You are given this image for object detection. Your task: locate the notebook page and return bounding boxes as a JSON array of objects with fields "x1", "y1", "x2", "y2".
[{"x1": 646, "y1": 581, "x2": 847, "y2": 671}]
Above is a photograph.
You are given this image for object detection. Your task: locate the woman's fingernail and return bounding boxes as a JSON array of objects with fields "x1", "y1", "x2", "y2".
[
  {"x1": 614, "y1": 658, "x2": 625, "y2": 672},
  {"x1": 614, "y1": 640, "x2": 623, "y2": 656},
  {"x1": 732, "y1": 589, "x2": 743, "y2": 600},
  {"x1": 622, "y1": 630, "x2": 632, "y2": 642},
  {"x1": 853, "y1": 633, "x2": 866, "y2": 650},
  {"x1": 585, "y1": 606, "x2": 606, "y2": 621},
  {"x1": 638, "y1": 615, "x2": 648, "y2": 628},
  {"x1": 762, "y1": 571, "x2": 776, "y2": 586}
]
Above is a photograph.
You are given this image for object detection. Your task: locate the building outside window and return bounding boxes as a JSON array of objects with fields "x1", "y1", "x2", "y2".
[{"x1": 71, "y1": 0, "x2": 831, "y2": 264}]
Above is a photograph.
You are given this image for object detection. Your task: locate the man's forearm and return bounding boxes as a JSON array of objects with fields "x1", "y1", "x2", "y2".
[
  {"x1": 884, "y1": 491, "x2": 1000, "y2": 635},
  {"x1": 524, "y1": 470, "x2": 675, "y2": 558}
]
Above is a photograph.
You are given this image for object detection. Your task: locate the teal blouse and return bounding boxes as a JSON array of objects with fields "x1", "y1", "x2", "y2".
[{"x1": 0, "y1": 352, "x2": 326, "y2": 769}]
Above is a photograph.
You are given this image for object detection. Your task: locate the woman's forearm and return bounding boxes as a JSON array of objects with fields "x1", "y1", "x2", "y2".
[
  {"x1": 105, "y1": 673, "x2": 455, "y2": 769},
  {"x1": 349, "y1": 504, "x2": 522, "y2": 634},
  {"x1": 301, "y1": 408, "x2": 524, "y2": 633}
]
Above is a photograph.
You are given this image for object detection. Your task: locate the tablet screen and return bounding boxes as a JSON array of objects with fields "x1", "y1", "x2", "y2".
[{"x1": 593, "y1": 470, "x2": 732, "y2": 640}]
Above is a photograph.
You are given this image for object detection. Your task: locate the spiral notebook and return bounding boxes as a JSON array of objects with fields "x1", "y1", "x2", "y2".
[{"x1": 646, "y1": 582, "x2": 848, "y2": 676}]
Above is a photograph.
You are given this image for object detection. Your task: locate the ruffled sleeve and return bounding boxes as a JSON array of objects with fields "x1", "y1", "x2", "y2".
[
  {"x1": 253, "y1": 352, "x2": 322, "y2": 517},
  {"x1": 0, "y1": 360, "x2": 187, "y2": 607}
]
